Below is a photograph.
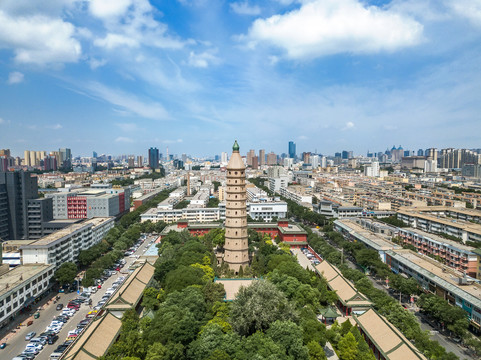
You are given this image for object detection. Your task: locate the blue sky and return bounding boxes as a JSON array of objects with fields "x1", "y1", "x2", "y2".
[{"x1": 0, "y1": 0, "x2": 480, "y2": 158}]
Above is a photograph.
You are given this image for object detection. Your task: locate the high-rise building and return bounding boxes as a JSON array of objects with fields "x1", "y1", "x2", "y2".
[
  {"x1": 137, "y1": 156, "x2": 144, "y2": 167},
  {"x1": 311, "y1": 155, "x2": 320, "y2": 168},
  {"x1": 224, "y1": 141, "x2": 249, "y2": 273},
  {"x1": 303, "y1": 152, "x2": 311, "y2": 164},
  {"x1": 93, "y1": 151, "x2": 98, "y2": 158},
  {"x1": 252, "y1": 156, "x2": 259, "y2": 170},
  {"x1": 43, "y1": 156, "x2": 57, "y2": 171},
  {"x1": 59, "y1": 148, "x2": 72, "y2": 168},
  {"x1": 128, "y1": 155, "x2": 135, "y2": 168},
  {"x1": 0, "y1": 171, "x2": 39, "y2": 240},
  {"x1": 221, "y1": 152, "x2": 228, "y2": 164},
  {"x1": 288, "y1": 141, "x2": 296, "y2": 159},
  {"x1": 148, "y1": 147, "x2": 160, "y2": 169},
  {"x1": 417, "y1": 149, "x2": 424, "y2": 156},
  {"x1": 259, "y1": 149, "x2": 265, "y2": 166},
  {"x1": 320, "y1": 156, "x2": 327, "y2": 168},
  {"x1": 267, "y1": 152, "x2": 277, "y2": 165},
  {"x1": 247, "y1": 149, "x2": 255, "y2": 166}
]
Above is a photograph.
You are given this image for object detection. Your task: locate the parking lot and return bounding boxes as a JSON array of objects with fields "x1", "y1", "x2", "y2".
[{"x1": 2, "y1": 234, "x2": 156, "y2": 360}]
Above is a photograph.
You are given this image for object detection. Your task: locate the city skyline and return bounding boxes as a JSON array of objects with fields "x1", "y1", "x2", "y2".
[{"x1": 0, "y1": 1, "x2": 481, "y2": 156}]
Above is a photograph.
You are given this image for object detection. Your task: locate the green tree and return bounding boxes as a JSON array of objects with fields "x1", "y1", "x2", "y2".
[
  {"x1": 337, "y1": 332, "x2": 358, "y2": 360},
  {"x1": 266, "y1": 320, "x2": 309, "y2": 359},
  {"x1": 307, "y1": 341, "x2": 327, "y2": 360},
  {"x1": 230, "y1": 280, "x2": 297, "y2": 336},
  {"x1": 54, "y1": 262, "x2": 77, "y2": 285}
]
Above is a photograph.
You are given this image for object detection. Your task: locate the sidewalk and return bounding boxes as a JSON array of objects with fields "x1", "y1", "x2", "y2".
[{"x1": 0, "y1": 288, "x2": 58, "y2": 344}]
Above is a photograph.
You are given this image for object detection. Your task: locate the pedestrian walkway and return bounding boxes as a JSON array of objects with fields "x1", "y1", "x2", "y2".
[
  {"x1": 291, "y1": 248, "x2": 316, "y2": 271},
  {"x1": 324, "y1": 342, "x2": 339, "y2": 360}
]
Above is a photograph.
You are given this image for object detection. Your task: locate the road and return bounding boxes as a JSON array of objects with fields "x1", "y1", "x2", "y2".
[
  {"x1": 2, "y1": 234, "x2": 156, "y2": 360},
  {"x1": 310, "y1": 228, "x2": 471, "y2": 360},
  {"x1": 291, "y1": 248, "x2": 316, "y2": 271}
]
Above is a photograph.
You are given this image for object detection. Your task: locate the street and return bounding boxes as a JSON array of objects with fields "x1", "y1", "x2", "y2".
[{"x1": 1, "y1": 234, "x2": 156, "y2": 360}]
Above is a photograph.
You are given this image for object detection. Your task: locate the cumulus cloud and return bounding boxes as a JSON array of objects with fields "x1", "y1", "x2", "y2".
[
  {"x1": 7, "y1": 71, "x2": 24, "y2": 84},
  {"x1": 244, "y1": 0, "x2": 423, "y2": 59},
  {"x1": 46, "y1": 123, "x2": 62, "y2": 130},
  {"x1": 83, "y1": 81, "x2": 170, "y2": 120},
  {"x1": 231, "y1": 1, "x2": 262, "y2": 16},
  {"x1": 0, "y1": 117, "x2": 5, "y2": 124},
  {"x1": 342, "y1": 121, "x2": 355, "y2": 130},
  {"x1": 89, "y1": 0, "x2": 133, "y2": 19},
  {"x1": 0, "y1": 10, "x2": 81, "y2": 65}
]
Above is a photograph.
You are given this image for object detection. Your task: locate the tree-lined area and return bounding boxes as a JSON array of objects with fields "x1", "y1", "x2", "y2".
[{"x1": 99, "y1": 229, "x2": 378, "y2": 360}]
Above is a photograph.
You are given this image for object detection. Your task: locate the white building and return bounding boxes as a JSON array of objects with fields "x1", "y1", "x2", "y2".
[
  {"x1": 248, "y1": 202, "x2": 287, "y2": 221},
  {"x1": 279, "y1": 187, "x2": 312, "y2": 205},
  {"x1": 268, "y1": 176, "x2": 289, "y2": 193},
  {"x1": 320, "y1": 156, "x2": 327, "y2": 168},
  {"x1": 424, "y1": 159, "x2": 438, "y2": 173},
  {"x1": 364, "y1": 161, "x2": 380, "y2": 177},
  {"x1": 311, "y1": 155, "x2": 320, "y2": 168},
  {"x1": 246, "y1": 187, "x2": 268, "y2": 202},
  {"x1": 0, "y1": 264, "x2": 55, "y2": 327},
  {"x1": 283, "y1": 158, "x2": 294, "y2": 169},
  {"x1": 21, "y1": 217, "x2": 114, "y2": 270}
]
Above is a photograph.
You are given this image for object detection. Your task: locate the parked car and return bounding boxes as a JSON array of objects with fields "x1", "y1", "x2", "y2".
[
  {"x1": 0, "y1": 342, "x2": 6, "y2": 349},
  {"x1": 56, "y1": 303, "x2": 64, "y2": 311},
  {"x1": 48, "y1": 335, "x2": 59, "y2": 345},
  {"x1": 25, "y1": 332, "x2": 36, "y2": 341}
]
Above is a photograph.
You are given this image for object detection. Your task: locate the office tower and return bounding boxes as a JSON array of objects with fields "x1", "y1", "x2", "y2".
[
  {"x1": 148, "y1": 147, "x2": 160, "y2": 169},
  {"x1": 128, "y1": 155, "x2": 135, "y2": 168},
  {"x1": 247, "y1": 149, "x2": 255, "y2": 166},
  {"x1": 288, "y1": 141, "x2": 296, "y2": 159},
  {"x1": 224, "y1": 141, "x2": 249, "y2": 273},
  {"x1": 137, "y1": 156, "x2": 143, "y2": 167},
  {"x1": 0, "y1": 171, "x2": 39, "y2": 240},
  {"x1": 259, "y1": 149, "x2": 265, "y2": 166},
  {"x1": 182, "y1": 154, "x2": 187, "y2": 164},
  {"x1": 93, "y1": 151, "x2": 98, "y2": 158},
  {"x1": 341, "y1": 150, "x2": 349, "y2": 160},
  {"x1": 417, "y1": 149, "x2": 424, "y2": 156},
  {"x1": 311, "y1": 155, "x2": 320, "y2": 168},
  {"x1": 59, "y1": 148, "x2": 72, "y2": 168}
]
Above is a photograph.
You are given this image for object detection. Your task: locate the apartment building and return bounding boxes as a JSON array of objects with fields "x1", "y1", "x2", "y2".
[
  {"x1": 0, "y1": 264, "x2": 54, "y2": 327},
  {"x1": 397, "y1": 228, "x2": 479, "y2": 277},
  {"x1": 397, "y1": 208, "x2": 481, "y2": 243},
  {"x1": 279, "y1": 186, "x2": 312, "y2": 205},
  {"x1": 21, "y1": 217, "x2": 114, "y2": 270},
  {"x1": 386, "y1": 249, "x2": 481, "y2": 330}
]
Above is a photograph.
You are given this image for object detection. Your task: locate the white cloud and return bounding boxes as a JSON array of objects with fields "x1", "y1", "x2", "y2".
[
  {"x1": 89, "y1": 58, "x2": 107, "y2": 70},
  {"x1": 115, "y1": 136, "x2": 134, "y2": 143},
  {"x1": 7, "y1": 71, "x2": 24, "y2": 84},
  {"x1": 446, "y1": 0, "x2": 481, "y2": 26},
  {"x1": 91, "y1": 0, "x2": 186, "y2": 51},
  {"x1": 0, "y1": 10, "x2": 81, "y2": 65},
  {"x1": 187, "y1": 49, "x2": 220, "y2": 68},
  {"x1": 83, "y1": 81, "x2": 170, "y2": 120},
  {"x1": 89, "y1": 0, "x2": 133, "y2": 19},
  {"x1": 231, "y1": 1, "x2": 261, "y2": 16},
  {"x1": 0, "y1": 117, "x2": 5, "y2": 124},
  {"x1": 46, "y1": 123, "x2": 63, "y2": 130},
  {"x1": 244, "y1": 0, "x2": 423, "y2": 59}
]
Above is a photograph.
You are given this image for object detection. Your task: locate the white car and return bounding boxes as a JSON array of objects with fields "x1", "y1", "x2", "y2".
[{"x1": 25, "y1": 343, "x2": 43, "y2": 351}]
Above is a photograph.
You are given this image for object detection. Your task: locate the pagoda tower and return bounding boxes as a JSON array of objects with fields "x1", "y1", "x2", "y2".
[{"x1": 224, "y1": 140, "x2": 249, "y2": 272}]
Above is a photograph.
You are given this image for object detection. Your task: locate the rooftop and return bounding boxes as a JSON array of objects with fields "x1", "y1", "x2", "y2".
[
  {"x1": 61, "y1": 311, "x2": 122, "y2": 360},
  {"x1": 398, "y1": 208, "x2": 481, "y2": 236},
  {"x1": 315, "y1": 261, "x2": 372, "y2": 308},
  {"x1": 214, "y1": 278, "x2": 256, "y2": 301},
  {"x1": 353, "y1": 308, "x2": 427, "y2": 360},
  {"x1": 388, "y1": 249, "x2": 481, "y2": 308},
  {"x1": 335, "y1": 219, "x2": 400, "y2": 251},
  {"x1": 0, "y1": 264, "x2": 53, "y2": 298}
]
